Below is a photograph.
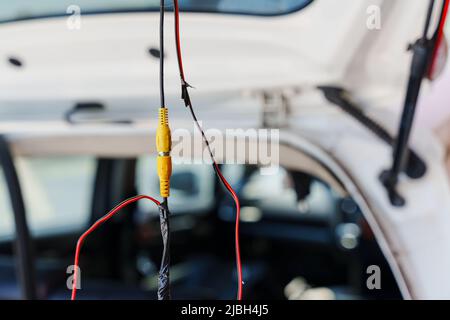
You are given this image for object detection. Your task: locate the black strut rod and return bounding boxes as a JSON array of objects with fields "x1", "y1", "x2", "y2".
[
  {"x1": 0, "y1": 136, "x2": 37, "y2": 299},
  {"x1": 319, "y1": 86, "x2": 427, "y2": 179},
  {"x1": 380, "y1": 0, "x2": 439, "y2": 207}
]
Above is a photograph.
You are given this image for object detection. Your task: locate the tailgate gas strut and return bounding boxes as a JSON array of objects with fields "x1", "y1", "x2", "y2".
[
  {"x1": 319, "y1": 86, "x2": 427, "y2": 180},
  {"x1": 380, "y1": 0, "x2": 448, "y2": 207}
]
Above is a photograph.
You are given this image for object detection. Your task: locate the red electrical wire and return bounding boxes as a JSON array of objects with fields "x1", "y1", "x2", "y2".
[
  {"x1": 71, "y1": 195, "x2": 161, "y2": 300},
  {"x1": 174, "y1": 0, "x2": 185, "y2": 81},
  {"x1": 172, "y1": 0, "x2": 243, "y2": 300},
  {"x1": 214, "y1": 163, "x2": 243, "y2": 301},
  {"x1": 429, "y1": 0, "x2": 449, "y2": 79}
]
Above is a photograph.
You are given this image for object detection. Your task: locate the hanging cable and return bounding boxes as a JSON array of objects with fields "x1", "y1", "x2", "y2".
[
  {"x1": 172, "y1": 0, "x2": 243, "y2": 300},
  {"x1": 71, "y1": 1, "x2": 173, "y2": 301},
  {"x1": 159, "y1": 0, "x2": 166, "y2": 108},
  {"x1": 71, "y1": 195, "x2": 161, "y2": 300},
  {"x1": 157, "y1": 0, "x2": 172, "y2": 300}
]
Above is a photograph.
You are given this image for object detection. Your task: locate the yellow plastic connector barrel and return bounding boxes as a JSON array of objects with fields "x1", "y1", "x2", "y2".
[{"x1": 156, "y1": 108, "x2": 172, "y2": 198}]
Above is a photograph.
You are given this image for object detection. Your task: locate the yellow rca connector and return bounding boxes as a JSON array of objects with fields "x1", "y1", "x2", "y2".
[{"x1": 156, "y1": 107, "x2": 172, "y2": 198}]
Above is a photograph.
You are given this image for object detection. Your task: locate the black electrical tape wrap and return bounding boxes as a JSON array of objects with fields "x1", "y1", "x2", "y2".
[
  {"x1": 157, "y1": 0, "x2": 171, "y2": 300},
  {"x1": 157, "y1": 201, "x2": 171, "y2": 300}
]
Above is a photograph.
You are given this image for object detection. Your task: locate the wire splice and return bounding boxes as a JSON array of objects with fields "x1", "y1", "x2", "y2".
[
  {"x1": 157, "y1": 107, "x2": 172, "y2": 198},
  {"x1": 157, "y1": 0, "x2": 172, "y2": 300},
  {"x1": 71, "y1": 0, "x2": 173, "y2": 301},
  {"x1": 157, "y1": 201, "x2": 171, "y2": 300},
  {"x1": 172, "y1": 0, "x2": 243, "y2": 300}
]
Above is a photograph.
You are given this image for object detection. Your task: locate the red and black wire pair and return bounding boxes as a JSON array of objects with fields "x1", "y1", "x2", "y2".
[
  {"x1": 71, "y1": 0, "x2": 243, "y2": 301},
  {"x1": 172, "y1": 0, "x2": 243, "y2": 300}
]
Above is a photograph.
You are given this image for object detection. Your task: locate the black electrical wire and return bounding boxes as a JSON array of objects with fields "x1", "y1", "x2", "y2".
[
  {"x1": 159, "y1": 0, "x2": 166, "y2": 108},
  {"x1": 157, "y1": 0, "x2": 171, "y2": 300},
  {"x1": 423, "y1": 0, "x2": 435, "y2": 39}
]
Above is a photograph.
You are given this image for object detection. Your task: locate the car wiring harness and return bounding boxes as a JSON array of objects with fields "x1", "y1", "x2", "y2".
[
  {"x1": 71, "y1": 0, "x2": 243, "y2": 301},
  {"x1": 71, "y1": 0, "x2": 173, "y2": 301},
  {"x1": 172, "y1": 0, "x2": 243, "y2": 300},
  {"x1": 156, "y1": 0, "x2": 172, "y2": 300}
]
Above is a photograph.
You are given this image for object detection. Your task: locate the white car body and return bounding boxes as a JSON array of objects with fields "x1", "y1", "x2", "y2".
[{"x1": 0, "y1": 0, "x2": 449, "y2": 299}]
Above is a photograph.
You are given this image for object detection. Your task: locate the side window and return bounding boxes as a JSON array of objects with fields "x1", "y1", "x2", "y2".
[
  {"x1": 136, "y1": 156, "x2": 215, "y2": 215},
  {"x1": 0, "y1": 156, "x2": 96, "y2": 239},
  {"x1": 18, "y1": 156, "x2": 96, "y2": 236}
]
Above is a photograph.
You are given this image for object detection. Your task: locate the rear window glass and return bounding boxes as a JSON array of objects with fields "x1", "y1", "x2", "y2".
[
  {"x1": 0, "y1": 0, "x2": 313, "y2": 24},
  {"x1": 178, "y1": 0, "x2": 313, "y2": 15}
]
